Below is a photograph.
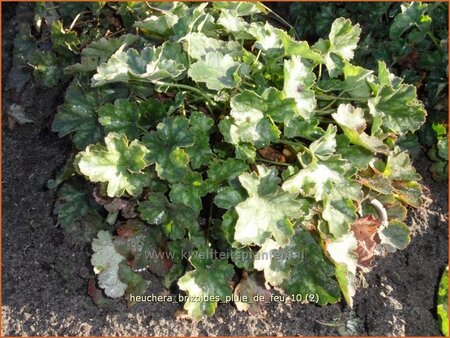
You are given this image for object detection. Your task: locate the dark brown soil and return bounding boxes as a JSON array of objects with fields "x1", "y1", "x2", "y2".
[{"x1": 2, "y1": 3, "x2": 448, "y2": 336}]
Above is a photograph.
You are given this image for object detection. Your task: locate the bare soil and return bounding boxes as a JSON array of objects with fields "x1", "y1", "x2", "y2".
[{"x1": 2, "y1": 3, "x2": 448, "y2": 336}]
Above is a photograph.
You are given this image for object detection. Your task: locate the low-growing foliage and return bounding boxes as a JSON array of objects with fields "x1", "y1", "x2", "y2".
[
  {"x1": 13, "y1": 2, "x2": 433, "y2": 320},
  {"x1": 289, "y1": 1, "x2": 448, "y2": 180}
]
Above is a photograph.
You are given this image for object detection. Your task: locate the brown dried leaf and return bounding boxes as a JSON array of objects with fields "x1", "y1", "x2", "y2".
[
  {"x1": 234, "y1": 273, "x2": 271, "y2": 316},
  {"x1": 93, "y1": 186, "x2": 137, "y2": 217},
  {"x1": 257, "y1": 147, "x2": 286, "y2": 162},
  {"x1": 351, "y1": 215, "x2": 381, "y2": 267}
]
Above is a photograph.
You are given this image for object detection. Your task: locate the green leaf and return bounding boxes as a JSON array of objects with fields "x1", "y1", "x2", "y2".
[
  {"x1": 234, "y1": 166, "x2": 308, "y2": 246},
  {"x1": 284, "y1": 116, "x2": 323, "y2": 140},
  {"x1": 277, "y1": 30, "x2": 324, "y2": 63},
  {"x1": 383, "y1": 149, "x2": 421, "y2": 181},
  {"x1": 217, "y1": 11, "x2": 252, "y2": 40},
  {"x1": 138, "y1": 193, "x2": 199, "y2": 240},
  {"x1": 75, "y1": 133, "x2": 151, "y2": 197},
  {"x1": 53, "y1": 183, "x2": 97, "y2": 228},
  {"x1": 186, "y1": 111, "x2": 214, "y2": 169},
  {"x1": 98, "y1": 99, "x2": 142, "y2": 140},
  {"x1": 253, "y1": 239, "x2": 287, "y2": 284},
  {"x1": 438, "y1": 267, "x2": 449, "y2": 337},
  {"x1": 378, "y1": 220, "x2": 411, "y2": 252},
  {"x1": 171, "y1": 3, "x2": 216, "y2": 40},
  {"x1": 392, "y1": 180, "x2": 422, "y2": 208},
  {"x1": 133, "y1": 11, "x2": 179, "y2": 37},
  {"x1": 29, "y1": 51, "x2": 63, "y2": 87},
  {"x1": 47, "y1": 157, "x2": 75, "y2": 189},
  {"x1": 51, "y1": 20, "x2": 79, "y2": 53},
  {"x1": 282, "y1": 56, "x2": 317, "y2": 119},
  {"x1": 52, "y1": 82, "x2": 128, "y2": 149},
  {"x1": 369, "y1": 83, "x2": 426, "y2": 135},
  {"x1": 118, "y1": 262, "x2": 148, "y2": 306},
  {"x1": 313, "y1": 18, "x2": 361, "y2": 77},
  {"x1": 336, "y1": 135, "x2": 373, "y2": 170},
  {"x1": 342, "y1": 62, "x2": 373, "y2": 99},
  {"x1": 188, "y1": 51, "x2": 240, "y2": 90},
  {"x1": 91, "y1": 231, "x2": 128, "y2": 298},
  {"x1": 389, "y1": 3, "x2": 431, "y2": 40},
  {"x1": 207, "y1": 159, "x2": 249, "y2": 184},
  {"x1": 230, "y1": 247, "x2": 254, "y2": 271},
  {"x1": 254, "y1": 230, "x2": 342, "y2": 305},
  {"x1": 360, "y1": 172, "x2": 394, "y2": 195},
  {"x1": 280, "y1": 230, "x2": 342, "y2": 305},
  {"x1": 214, "y1": 187, "x2": 245, "y2": 209},
  {"x1": 332, "y1": 104, "x2": 388, "y2": 154},
  {"x1": 143, "y1": 116, "x2": 194, "y2": 182},
  {"x1": 178, "y1": 250, "x2": 235, "y2": 320},
  {"x1": 169, "y1": 171, "x2": 208, "y2": 214}
]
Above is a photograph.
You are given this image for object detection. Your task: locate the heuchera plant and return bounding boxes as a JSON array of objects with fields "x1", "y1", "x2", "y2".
[{"x1": 48, "y1": 2, "x2": 426, "y2": 320}]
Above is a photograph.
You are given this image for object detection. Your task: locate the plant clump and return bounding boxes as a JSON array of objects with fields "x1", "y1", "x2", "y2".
[{"x1": 29, "y1": 2, "x2": 429, "y2": 320}]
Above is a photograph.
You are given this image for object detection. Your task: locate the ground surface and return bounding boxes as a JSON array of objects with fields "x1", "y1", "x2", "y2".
[{"x1": 2, "y1": 3, "x2": 448, "y2": 336}]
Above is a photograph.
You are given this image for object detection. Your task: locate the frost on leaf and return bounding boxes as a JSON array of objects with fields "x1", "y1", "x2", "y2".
[
  {"x1": 332, "y1": 104, "x2": 388, "y2": 154},
  {"x1": 254, "y1": 231, "x2": 342, "y2": 305},
  {"x1": 282, "y1": 157, "x2": 360, "y2": 202},
  {"x1": 328, "y1": 18, "x2": 361, "y2": 61},
  {"x1": 313, "y1": 18, "x2": 361, "y2": 77},
  {"x1": 92, "y1": 42, "x2": 188, "y2": 86},
  {"x1": 234, "y1": 166, "x2": 308, "y2": 247},
  {"x1": 75, "y1": 132, "x2": 151, "y2": 197},
  {"x1": 326, "y1": 232, "x2": 358, "y2": 307},
  {"x1": 188, "y1": 51, "x2": 240, "y2": 90},
  {"x1": 66, "y1": 34, "x2": 140, "y2": 73},
  {"x1": 91, "y1": 230, "x2": 127, "y2": 298},
  {"x1": 378, "y1": 220, "x2": 411, "y2": 252},
  {"x1": 178, "y1": 250, "x2": 234, "y2": 320},
  {"x1": 219, "y1": 89, "x2": 292, "y2": 151},
  {"x1": 181, "y1": 32, "x2": 242, "y2": 60},
  {"x1": 282, "y1": 56, "x2": 317, "y2": 119},
  {"x1": 282, "y1": 156, "x2": 360, "y2": 237}
]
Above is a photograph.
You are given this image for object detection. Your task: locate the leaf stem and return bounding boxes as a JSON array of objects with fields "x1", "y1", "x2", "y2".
[
  {"x1": 278, "y1": 139, "x2": 311, "y2": 154},
  {"x1": 316, "y1": 94, "x2": 366, "y2": 102},
  {"x1": 255, "y1": 157, "x2": 290, "y2": 167},
  {"x1": 315, "y1": 109, "x2": 336, "y2": 116},
  {"x1": 136, "y1": 124, "x2": 149, "y2": 133},
  {"x1": 261, "y1": 3, "x2": 297, "y2": 38},
  {"x1": 427, "y1": 31, "x2": 441, "y2": 49},
  {"x1": 133, "y1": 79, "x2": 218, "y2": 111}
]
